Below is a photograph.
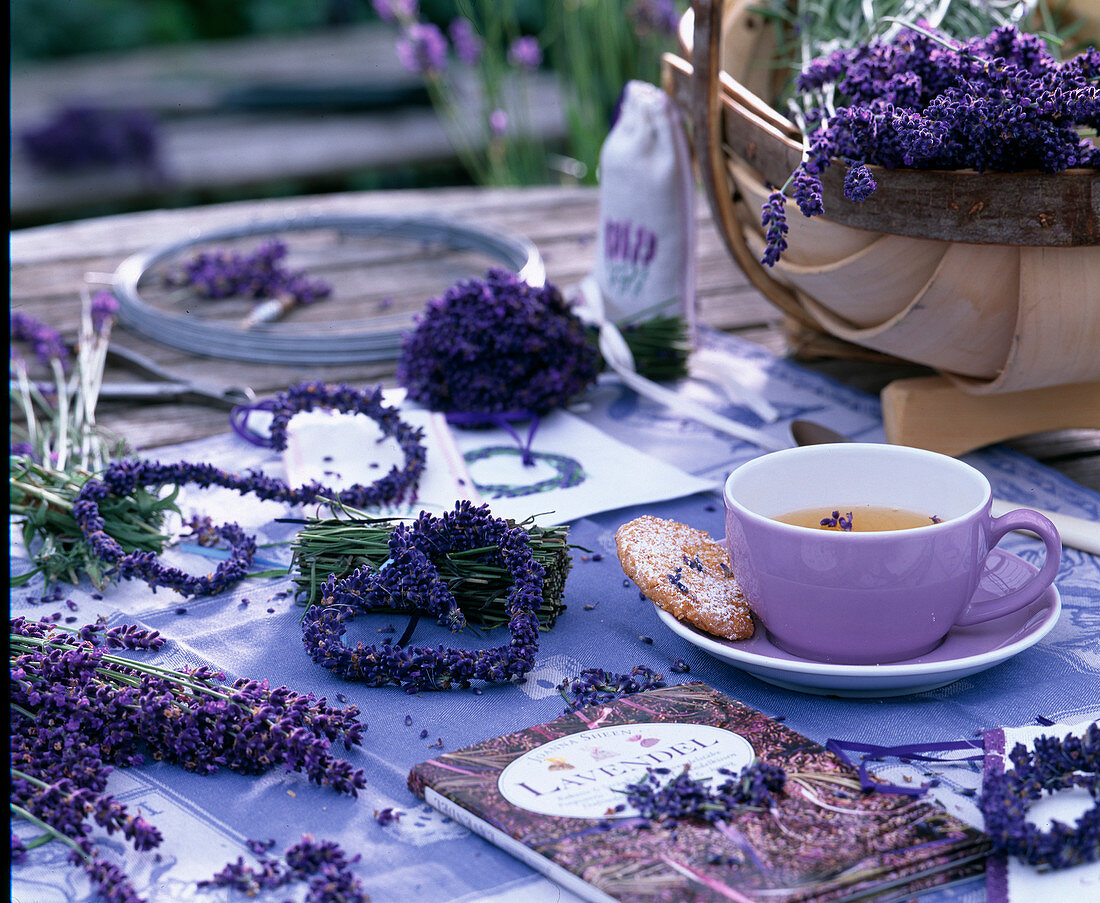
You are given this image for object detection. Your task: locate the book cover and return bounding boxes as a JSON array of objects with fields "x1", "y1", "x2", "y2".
[{"x1": 407, "y1": 682, "x2": 989, "y2": 903}]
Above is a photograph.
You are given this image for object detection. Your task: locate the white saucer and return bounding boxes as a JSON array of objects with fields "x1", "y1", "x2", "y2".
[{"x1": 655, "y1": 548, "x2": 1062, "y2": 697}]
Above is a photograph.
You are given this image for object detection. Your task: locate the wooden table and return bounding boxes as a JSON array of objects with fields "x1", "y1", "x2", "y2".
[{"x1": 10, "y1": 185, "x2": 1100, "y2": 491}]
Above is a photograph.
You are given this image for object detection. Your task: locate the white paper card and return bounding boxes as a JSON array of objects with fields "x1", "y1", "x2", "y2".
[{"x1": 282, "y1": 399, "x2": 717, "y2": 526}]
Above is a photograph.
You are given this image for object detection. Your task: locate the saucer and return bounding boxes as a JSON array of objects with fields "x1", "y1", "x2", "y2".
[{"x1": 654, "y1": 548, "x2": 1061, "y2": 697}]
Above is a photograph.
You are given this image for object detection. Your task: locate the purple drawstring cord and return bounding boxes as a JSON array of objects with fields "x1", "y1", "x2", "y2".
[
  {"x1": 825, "y1": 738, "x2": 984, "y2": 796},
  {"x1": 229, "y1": 398, "x2": 279, "y2": 447},
  {"x1": 446, "y1": 410, "x2": 540, "y2": 466}
]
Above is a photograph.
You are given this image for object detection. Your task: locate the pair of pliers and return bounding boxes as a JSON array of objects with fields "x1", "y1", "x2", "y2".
[{"x1": 98, "y1": 345, "x2": 255, "y2": 410}]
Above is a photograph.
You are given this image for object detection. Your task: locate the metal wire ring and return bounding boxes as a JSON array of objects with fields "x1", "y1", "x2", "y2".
[{"x1": 112, "y1": 214, "x2": 545, "y2": 366}]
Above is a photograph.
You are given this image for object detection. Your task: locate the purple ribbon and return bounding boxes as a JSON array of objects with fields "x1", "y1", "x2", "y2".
[
  {"x1": 825, "y1": 737, "x2": 984, "y2": 796},
  {"x1": 229, "y1": 398, "x2": 279, "y2": 447},
  {"x1": 445, "y1": 410, "x2": 541, "y2": 466}
]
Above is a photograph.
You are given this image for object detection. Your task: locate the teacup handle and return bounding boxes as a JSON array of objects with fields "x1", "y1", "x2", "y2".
[{"x1": 955, "y1": 509, "x2": 1061, "y2": 627}]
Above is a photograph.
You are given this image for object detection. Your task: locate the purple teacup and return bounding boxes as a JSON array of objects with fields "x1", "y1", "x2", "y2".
[{"x1": 723, "y1": 444, "x2": 1061, "y2": 664}]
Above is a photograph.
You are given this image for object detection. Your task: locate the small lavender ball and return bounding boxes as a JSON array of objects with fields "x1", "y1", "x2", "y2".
[{"x1": 397, "y1": 268, "x2": 601, "y2": 416}]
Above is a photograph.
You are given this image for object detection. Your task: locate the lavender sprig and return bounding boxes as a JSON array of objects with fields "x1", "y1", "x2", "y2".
[
  {"x1": 164, "y1": 239, "x2": 332, "y2": 308},
  {"x1": 619, "y1": 760, "x2": 787, "y2": 823},
  {"x1": 199, "y1": 834, "x2": 369, "y2": 902},
  {"x1": 10, "y1": 290, "x2": 121, "y2": 471},
  {"x1": 557, "y1": 665, "x2": 667, "y2": 712},
  {"x1": 10, "y1": 311, "x2": 71, "y2": 372}
]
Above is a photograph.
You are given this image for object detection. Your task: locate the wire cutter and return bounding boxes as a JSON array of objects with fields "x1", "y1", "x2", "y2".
[{"x1": 98, "y1": 345, "x2": 255, "y2": 409}]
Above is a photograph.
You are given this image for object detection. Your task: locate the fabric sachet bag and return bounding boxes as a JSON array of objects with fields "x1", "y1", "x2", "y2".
[
  {"x1": 580, "y1": 79, "x2": 696, "y2": 332},
  {"x1": 573, "y1": 80, "x2": 781, "y2": 448}
]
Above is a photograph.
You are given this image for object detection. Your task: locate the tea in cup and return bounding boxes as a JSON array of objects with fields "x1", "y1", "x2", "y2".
[{"x1": 723, "y1": 444, "x2": 1061, "y2": 664}]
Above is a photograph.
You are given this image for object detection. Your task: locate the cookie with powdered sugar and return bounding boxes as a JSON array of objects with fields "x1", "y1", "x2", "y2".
[{"x1": 615, "y1": 515, "x2": 754, "y2": 641}]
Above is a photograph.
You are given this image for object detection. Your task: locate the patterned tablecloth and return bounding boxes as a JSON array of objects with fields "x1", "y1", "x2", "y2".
[{"x1": 11, "y1": 329, "x2": 1100, "y2": 903}]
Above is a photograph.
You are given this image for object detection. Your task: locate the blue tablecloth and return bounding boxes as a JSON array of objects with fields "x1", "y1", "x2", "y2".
[{"x1": 12, "y1": 329, "x2": 1100, "y2": 903}]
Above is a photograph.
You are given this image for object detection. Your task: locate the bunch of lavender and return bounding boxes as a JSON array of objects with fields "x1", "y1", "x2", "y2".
[
  {"x1": 20, "y1": 104, "x2": 161, "y2": 175},
  {"x1": 11, "y1": 617, "x2": 367, "y2": 902},
  {"x1": 397, "y1": 268, "x2": 602, "y2": 416},
  {"x1": 199, "y1": 835, "x2": 369, "y2": 902},
  {"x1": 620, "y1": 760, "x2": 787, "y2": 823},
  {"x1": 374, "y1": 1, "x2": 684, "y2": 186},
  {"x1": 557, "y1": 665, "x2": 667, "y2": 711},
  {"x1": 398, "y1": 268, "x2": 688, "y2": 418},
  {"x1": 290, "y1": 511, "x2": 573, "y2": 629},
  {"x1": 10, "y1": 294, "x2": 180, "y2": 589},
  {"x1": 164, "y1": 237, "x2": 331, "y2": 311},
  {"x1": 760, "y1": 15, "x2": 1099, "y2": 265}
]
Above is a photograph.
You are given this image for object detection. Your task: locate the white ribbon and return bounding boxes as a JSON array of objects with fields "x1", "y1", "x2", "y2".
[{"x1": 572, "y1": 277, "x2": 788, "y2": 452}]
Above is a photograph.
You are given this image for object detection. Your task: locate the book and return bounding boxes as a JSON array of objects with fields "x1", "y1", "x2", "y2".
[{"x1": 407, "y1": 682, "x2": 989, "y2": 903}]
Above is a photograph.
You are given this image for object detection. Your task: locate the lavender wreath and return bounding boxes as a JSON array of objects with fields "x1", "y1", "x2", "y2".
[
  {"x1": 73, "y1": 381, "x2": 425, "y2": 597},
  {"x1": 301, "y1": 501, "x2": 544, "y2": 693},
  {"x1": 980, "y1": 723, "x2": 1099, "y2": 870}
]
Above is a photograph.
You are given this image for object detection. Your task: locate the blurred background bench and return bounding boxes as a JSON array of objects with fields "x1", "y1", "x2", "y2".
[{"x1": 11, "y1": 21, "x2": 568, "y2": 227}]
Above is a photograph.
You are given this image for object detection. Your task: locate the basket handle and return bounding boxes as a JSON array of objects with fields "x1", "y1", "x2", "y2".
[{"x1": 690, "y1": 0, "x2": 814, "y2": 326}]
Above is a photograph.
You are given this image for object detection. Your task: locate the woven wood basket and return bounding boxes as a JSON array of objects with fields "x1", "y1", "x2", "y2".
[{"x1": 665, "y1": 0, "x2": 1100, "y2": 396}]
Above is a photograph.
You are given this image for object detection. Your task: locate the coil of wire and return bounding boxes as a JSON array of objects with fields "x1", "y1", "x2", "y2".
[{"x1": 112, "y1": 214, "x2": 545, "y2": 366}]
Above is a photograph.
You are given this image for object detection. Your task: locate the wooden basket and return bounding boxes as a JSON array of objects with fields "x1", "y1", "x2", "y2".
[{"x1": 663, "y1": 0, "x2": 1100, "y2": 452}]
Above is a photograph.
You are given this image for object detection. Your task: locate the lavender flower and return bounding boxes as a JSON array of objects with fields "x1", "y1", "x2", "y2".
[
  {"x1": 397, "y1": 22, "x2": 449, "y2": 75},
  {"x1": 200, "y1": 834, "x2": 369, "y2": 902},
  {"x1": 508, "y1": 36, "x2": 543, "y2": 71},
  {"x1": 792, "y1": 169, "x2": 824, "y2": 217},
  {"x1": 490, "y1": 108, "x2": 509, "y2": 136},
  {"x1": 164, "y1": 239, "x2": 331, "y2": 308},
  {"x1": 397, "y1": 268, "x2": 601, "y2": 416},
  {"x1": 622, "y1": 760, "x2": 786, "y2": 823},
  {"x1": 449, "y1": 18, "x2": 482, "y2": 65},
  {"x1": 10, "y1": 311, "x2": 71, "y2": 371},
  {"x1": 11, "y1": 619, "x2": 368, "y2": 903},
  {"x1": 759, "y1": 191, "x2": 789, "y2": 268},
  {"x1": 372, "y1": 0, "x2": 418, "y2": 22},
  {"x1": 819, "y1": 510, "x2": 854, "y2": 531},
  {"x1": 843, "y1": 161, "x2": 877, "y2": 202},
  {"x1": 558, "y1": 665, "x2": 666, "y2": 711},
  {"x1": 89, "y1": 291, "x2": 119, "y2": 335}
]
